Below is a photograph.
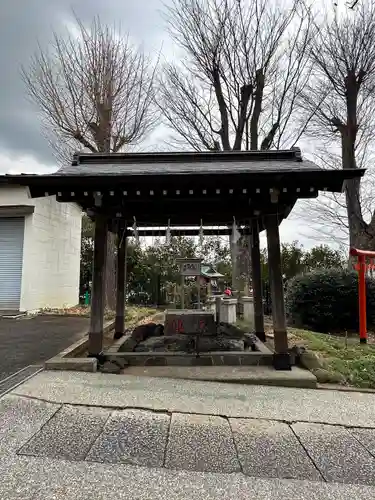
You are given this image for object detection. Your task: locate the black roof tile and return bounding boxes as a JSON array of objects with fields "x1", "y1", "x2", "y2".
[{"x1": 55, "y1": 148, "x2": 320, "y2": 176}]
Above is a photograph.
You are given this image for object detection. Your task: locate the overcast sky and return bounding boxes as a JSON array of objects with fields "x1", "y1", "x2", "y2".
[{"x1": 0, "y1": 0, "x2": 344, "y2": 250}]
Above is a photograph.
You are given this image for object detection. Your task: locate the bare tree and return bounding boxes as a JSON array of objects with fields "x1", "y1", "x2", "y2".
[
  {"x1": 23, "y1": 16, "x2": 157, "y2": 163},
  {"x1": 349, "y1": 0, "x2": 361, "y2": 8},
  {"x1": 332, "y1": 1, "x2": 363, "y2": 10},
  {"x1": 159, "y1": 0, "x2": 313, "y2": 152},
  {"x1": 159, "y1": 0, "x2": 313, "y2": 289},
  {"x1": 296, "y1": 144, "x2": 375, "y2": 248},
  {"x1": 23, "y1": 15, "x2": 158, "y2": 308},
  {"x1": 299, "y1": 2, "x2": 375, "y2": 250}
]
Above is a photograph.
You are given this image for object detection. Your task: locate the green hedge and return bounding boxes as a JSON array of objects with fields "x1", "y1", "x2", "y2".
[{"x1": 285, "y1": 268, "x2": 375, "y2": 333}]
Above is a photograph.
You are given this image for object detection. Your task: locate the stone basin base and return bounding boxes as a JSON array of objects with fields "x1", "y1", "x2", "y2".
[
  {"x1": 106, "y1": 316, "x2": 274, "y2": 367},
  {"x1": 108, "y1": 349, "x2": 274, "y2": 367}
]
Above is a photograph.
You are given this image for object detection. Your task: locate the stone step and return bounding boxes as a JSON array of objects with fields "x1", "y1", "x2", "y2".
[{"x1": 120, "y1": 365, "x2": 317, "y2": 389}]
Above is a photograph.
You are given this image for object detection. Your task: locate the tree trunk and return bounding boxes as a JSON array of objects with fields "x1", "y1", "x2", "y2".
[
  {"x1": 250, "y1": 70, "x2": 265, "y2": 150},
  {"x1": 342, "y1": 73, "x2": 373, "y2": 251},
  {"x1": 340, "y1": 129, "x2": 375, "y2": 252}
]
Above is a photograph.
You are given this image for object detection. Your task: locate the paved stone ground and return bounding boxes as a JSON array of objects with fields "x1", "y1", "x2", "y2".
[
  {"x1": 15, "y1": 371, "x2": 375, "y2": 427},
  {"x1": 11, "y1": 398, "x2": 375, "y2": 486},
  {"x1": 2, "y1": 371, "x2": 375, "y2": 498},
  {"x1": 0, "y1": 316, "x2": 89, "y2": 380}
]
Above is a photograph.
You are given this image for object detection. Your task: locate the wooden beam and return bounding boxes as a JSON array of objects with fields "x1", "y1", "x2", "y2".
[
  {"x1": 266, "y1": 213, "x2": 290, "y2": 370},
  {"x1": 55, "y1": 188, "x2": 315, "y2": 206},
  {"x1": 88, "y1": 201, "x2": 295, "y2": 223},
  {"x1": 250, "y1": 219, "x2": 265, "y2": 341},
  {"x1": 114, "y1": 223, "x2": 127, "y2": 339},
  {"x1": 127, "y1": 228, "x2": 251, "y2": 236},
  {"x1": 98, "y1": 209, "x2": 290, "y2": 227},
  {"x1": 89, "y1": 215, "x2": 108, "y2": 356}
]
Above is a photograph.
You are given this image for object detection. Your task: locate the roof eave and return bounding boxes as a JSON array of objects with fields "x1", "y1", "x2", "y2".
[{"x1": 0, "y1": 167, "x2": 365, "y2": 196}]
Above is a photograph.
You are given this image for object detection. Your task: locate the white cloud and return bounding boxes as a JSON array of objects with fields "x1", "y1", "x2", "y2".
[
  {"x1": 259, "y1": 212, "x2": 315, "y2": 249},
  {"x1": 0, "y1": 152, "x2": 57, "y2": 175}
]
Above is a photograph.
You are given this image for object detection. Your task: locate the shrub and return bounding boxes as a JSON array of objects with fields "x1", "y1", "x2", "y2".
[{"x1": 285, "y1": 268, "x2": 375, "y2": 333}]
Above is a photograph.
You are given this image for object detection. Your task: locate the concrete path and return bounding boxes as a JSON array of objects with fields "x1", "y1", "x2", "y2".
[
  {"x1": 0, "y1": 316, "x2": 89, "y2": 380},
  {"x1": 14, "y1": 370, "x2": 375, "y2": 426},
  {"x1": 2, "y1": 371, "x2": 375, "y2": 499}
]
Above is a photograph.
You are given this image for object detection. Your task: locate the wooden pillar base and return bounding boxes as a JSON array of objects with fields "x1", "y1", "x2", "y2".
[
  {"x1": 255, "y1": 331, "x2": 266, "y2": 343},
  {"x1": 88, "y1": 352, "x2": 106, "y2": 364},
  {"x1": 266, "y1": 214, "x2": 288, "y2": 356},
  {"x1": 273, "y1": 352, "x2": 291, "y2": 370},
  {"x1": 114, "y1": 329, "x2": 124, "y2": 340}
]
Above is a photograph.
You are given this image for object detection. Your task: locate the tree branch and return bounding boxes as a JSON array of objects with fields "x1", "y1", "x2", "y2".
[{"x1": 22, "y1": 14, "x2": 157, "y2": 164}]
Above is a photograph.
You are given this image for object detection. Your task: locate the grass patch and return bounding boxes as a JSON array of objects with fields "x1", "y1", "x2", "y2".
[
  {"x1": 125, "y1": 306, "x2": 159, "y2": 324},
  {"x1": 236, "y1": 317, "x2": 375, "y2": 389},
  {"x1": 100, "y1": 306, "x2": 159, "y2": 351},
  {"x1": 40, "y1": 305, "x2": 158, "y2": 322},
  {"x1": 289, "y1": 328, "x2": 375, "y2": 389}
]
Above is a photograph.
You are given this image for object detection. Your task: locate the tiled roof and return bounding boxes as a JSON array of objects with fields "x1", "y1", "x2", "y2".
[
  {"x1": 56, "y1": 149, "x2": 320, "y2": 176},
  {"x1": 201, "y1": 263, "x2": 224, "y2": 278}
]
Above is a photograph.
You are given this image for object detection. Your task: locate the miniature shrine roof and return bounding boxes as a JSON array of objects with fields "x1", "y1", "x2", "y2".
[{"x1": 201, "y1": 264, "x2": 224, "y2": 279}]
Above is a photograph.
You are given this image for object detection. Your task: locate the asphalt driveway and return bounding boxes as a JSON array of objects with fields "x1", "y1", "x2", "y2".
[{"x1": 0, "y1": 315, "x2": 89, "y2": 381}]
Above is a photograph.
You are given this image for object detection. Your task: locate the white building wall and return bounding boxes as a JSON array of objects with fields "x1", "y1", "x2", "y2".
[
  {"x1": 0, "y1": 186, "x2": 82, "y2": 311},
  {"x1": 0, "y1": 185, "x2": 33, "y2": 205}
]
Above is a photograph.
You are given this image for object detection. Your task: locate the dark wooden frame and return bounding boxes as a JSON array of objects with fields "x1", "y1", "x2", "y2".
[{"x1": 0, "y1": 149, "x2": 365, "y2": 370}]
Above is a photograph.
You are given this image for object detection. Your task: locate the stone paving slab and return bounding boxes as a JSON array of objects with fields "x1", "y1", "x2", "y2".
[
  {"x1": 165, "y1": 413, "x2": 240, "y2": 473},
  {"x1": 86, "y1": 409, "x2": 170, "y2": 467},
  {"x1": 19, "y1": 405, "x2": 110, "y2": 461},
  {"x1": 230, "y1": 418, "x2": 322, "y2": 481},
  {"x1": 1, "y1": 454, "x2": 375, "y2": 500},
  {"x1": 292, "y1": 422, "x2": 375, "y2": 485},
  {"x1": 8, "y1": 397, "x2": 375, "y2": 486},
  {"x1": 0, "y1": 394, "x2": 59, "y2": 454},
  {"x1": 4, "y1": 393, "x2": 375, "y2": 496},
  {"x1": 12, "y1": 371, "x2": 375, "y2": 427},
  {"x1": 350, "y1": 428, "x2": 375, "y2": 457}
]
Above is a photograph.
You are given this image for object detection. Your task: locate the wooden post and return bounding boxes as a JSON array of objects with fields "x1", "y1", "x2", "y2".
[
  {"x1": 266, "y1": 214, "x2": 290, "y2": 370},
  {"x1": 114, "y1": 223, "x2": 127, "y2": 340},
  {"x1": 89, "y1": 215, "x2": 108, "y2": 356},
  {"x1": 229, "y1": 223, "x2": 238, "y2": 292},
  {"x1": 215, "y1": 296, "x2": 221, "y2": 324},
  {"x1": 181, "y1": 275, "x2": 185, "y2": 309},
  {"x1": 250, "y1": 219, "x2": 265, "y2": 342}
]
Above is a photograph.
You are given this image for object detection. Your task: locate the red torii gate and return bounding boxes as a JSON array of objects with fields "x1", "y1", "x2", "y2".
[{"x1": 350, "y1": 247, "x2": 375, "y2": 344}]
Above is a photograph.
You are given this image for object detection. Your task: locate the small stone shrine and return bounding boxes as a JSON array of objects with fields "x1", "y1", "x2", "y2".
[
  {"x1": 164, "y1": 310, "x2": 216, "y2": 336},
  {"x1": 116, "y1": 308, "x2": 274, "y2": 367}
]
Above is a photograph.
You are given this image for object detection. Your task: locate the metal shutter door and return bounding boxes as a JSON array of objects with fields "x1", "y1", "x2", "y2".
[{"x1": 0, "y1": 217, "x2": 25, "y2": 310}]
